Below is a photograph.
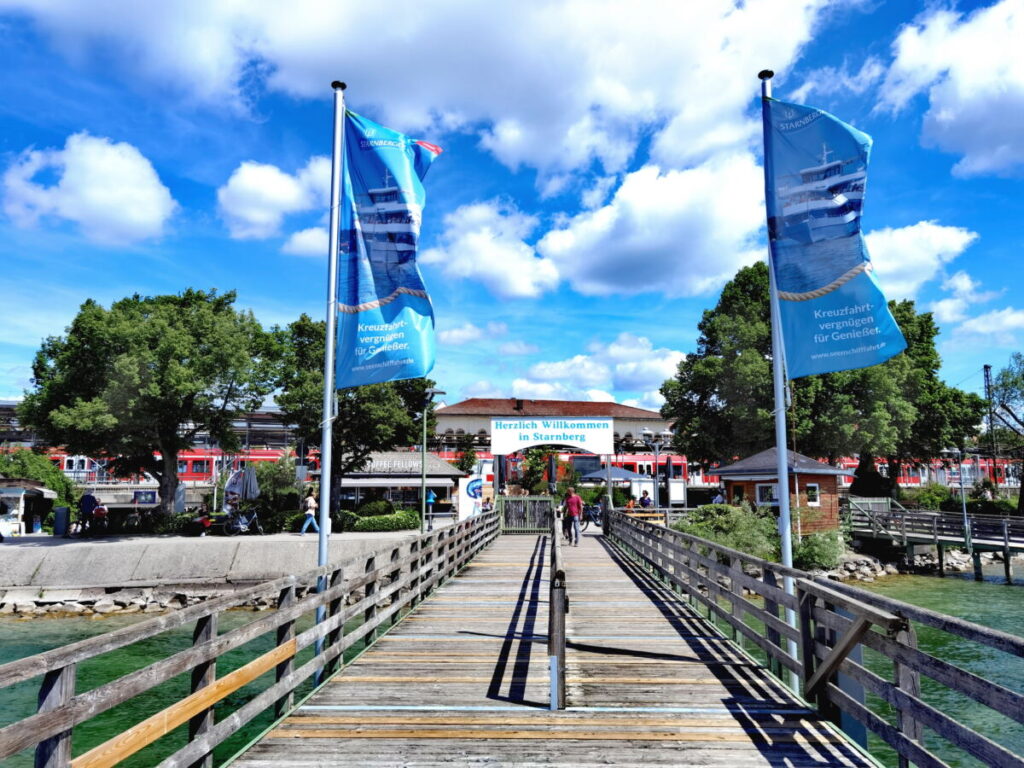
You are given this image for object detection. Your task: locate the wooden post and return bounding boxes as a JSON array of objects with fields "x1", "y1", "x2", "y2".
[
  {"x1": 324, "y1": 567, "x2": 345, "y2": 677},
  {"x1": 763, "y1": 569, "x2": 782, "y2": 679},
  {"x1": 937, "y1": 543, "x2": 945, "y2": 577},
  {"x1": 274, "y1": 586, "x2": 296, "y2": 718},
  {"x1": 932, "y1": 515, "x2": 939, "y2": 547},
  {"x1": 973, "y1": 551, "x2": 984, "y2": 582},
  {"x1": 34, "y1": 663, "x2": 76, "y2": 768},
  {"x1": 1003, "y1": 520, "x2": 1014, "y2": 585},
  {"x1": 363, "y1": 555, "x2": 378, "y2": 645},
  {"x1": 187, "y1": 613, "x2": 218, "y2": 768},
  {"x1": 797, "y1": 586, "x2": 817, "y2": 703},
  {"x1": 893, "y1": 623, "x2": 922, "y2": 768}
]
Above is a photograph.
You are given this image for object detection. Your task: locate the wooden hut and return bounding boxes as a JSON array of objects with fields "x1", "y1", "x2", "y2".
[{"x1": 713, "y1": 448, "x2": 846, "y2": 532}]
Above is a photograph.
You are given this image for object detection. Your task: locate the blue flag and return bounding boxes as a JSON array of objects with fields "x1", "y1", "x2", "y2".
[
  {"x1": 763, "y1": 98, "x2": 906, "y2": 378},
  {"x1": 335, "y1": 110, "x2": 442, "y2": 388}
]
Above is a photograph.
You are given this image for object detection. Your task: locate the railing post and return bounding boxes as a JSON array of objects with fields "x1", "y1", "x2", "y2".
[
  {"x1": 763, "y1": 569, "x2": 782, "y2": 679},
  {"x1": 187, "y1": 613, "x2": 218, "y2": 768},
  {"x1": 892, "y1": 622, "x2": 922, "y2": 768},
  {"x1": 364, "y1": 555, "x2": 378, "y2": 645},
  {"x1": 1004, "y1": 520, "x2": 1014, "y2": 584},
  {"x1": 548, "y1": 508, "x2": 566, "y2": 711},
  {"x1": 274, "y1": 586, "x2": 296, "y2": 718},
  {"x1": 324, "y1": 566, "x2": 345, "y2": 677},
  {"x1": 34, "y1": 663, "x2": 76, "y2": 768},
  {"x1": 797, "y1": 584, "x2": 817, "y2": 703}
]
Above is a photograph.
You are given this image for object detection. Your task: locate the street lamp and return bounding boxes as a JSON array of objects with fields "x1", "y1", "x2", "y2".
[
  {"x1": 421, "y1": 388, "x2": 445, "y2": 533},
  {"x1": 943, "y1": 446, "x2": 972, "y2": 554},
  {"x1": 640, "y1": 428, "x2": 674, "y2": 509}
]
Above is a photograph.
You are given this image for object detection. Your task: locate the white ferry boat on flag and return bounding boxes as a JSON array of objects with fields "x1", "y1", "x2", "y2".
[
  {"x1": 359, "y1": 169, "x2": 423, "y2": 283},
  {"x1": 778, "y1": 144, "x2": 865, "y2": 244}
]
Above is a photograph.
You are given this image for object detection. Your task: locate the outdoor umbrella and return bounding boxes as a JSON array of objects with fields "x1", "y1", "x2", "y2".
[{"x1": 580, "y1": 466, "x2": 647, "y2": 482}]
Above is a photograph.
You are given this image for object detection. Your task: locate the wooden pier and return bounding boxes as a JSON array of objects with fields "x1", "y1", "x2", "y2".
[
  {"x1": 3, "y1": 508, "x2": 1024, "y2": 767},
  {"x1": 236, "y1": 531, "x2": 868, "y2": 767}
]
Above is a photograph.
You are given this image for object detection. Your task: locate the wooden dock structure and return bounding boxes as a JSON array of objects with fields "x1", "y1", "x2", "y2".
[
  {"x1": 235, "y1": 532, "x2": 868, "y2": 767},
  {"x1": 3, "y1": 508, "x2": 1024, "y2": 767}
]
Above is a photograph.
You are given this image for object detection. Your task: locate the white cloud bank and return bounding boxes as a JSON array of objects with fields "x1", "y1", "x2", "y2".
[
  {"x1": 217, "y1": 156, "x2": 329, "y2": 239},
  {"x1": 865, "y1": 220, "x2": 978, "y2": 300},
  {"x1": 879, "y1": 1, "x2": 1024, "y2": 177},
  {"x1": 8, "y1": 0, "x2": 829, "y2": 179},
  {"x1": 2, "y1": 132, "x2": 176, "y2": 244}
]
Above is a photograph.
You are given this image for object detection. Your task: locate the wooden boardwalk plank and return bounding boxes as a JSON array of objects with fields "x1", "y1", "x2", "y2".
[{"x1": 231, "y1": 531, "x2": 874, "y2": 767}]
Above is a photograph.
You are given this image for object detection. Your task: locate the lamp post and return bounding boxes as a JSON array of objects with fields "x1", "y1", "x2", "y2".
[
  {"x1": 421, "y1": 388, "x2": 445, "y2": 533},
  {"x1": 641, "y1": 428, "x2": 674, "y2": 509},
  {"x1": 944, "y1": 446, "x2": 972, "y2": 554}
]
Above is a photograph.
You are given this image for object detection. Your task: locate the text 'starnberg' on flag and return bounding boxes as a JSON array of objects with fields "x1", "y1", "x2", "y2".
[
  {"x1": 763, "y1": 98, "x2": 906, "y2": 379},
  {"x1": 335, "y1": 110, "x2": 442, "y2": 388}
]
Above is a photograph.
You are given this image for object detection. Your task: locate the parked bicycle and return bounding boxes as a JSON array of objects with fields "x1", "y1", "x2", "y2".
[{"x1": 580, "y1": 504, "x2": 602, "y2": 531}]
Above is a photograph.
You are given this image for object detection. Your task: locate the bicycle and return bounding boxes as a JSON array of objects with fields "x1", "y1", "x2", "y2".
[
  {"x1": 580, "y1": 504, "x2": 602, "y2": 532},
  {"x1": 223, "y1": 508, "x2": 264, "y2": 536}
]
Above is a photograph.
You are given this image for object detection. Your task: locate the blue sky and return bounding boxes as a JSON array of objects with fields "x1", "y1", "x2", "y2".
[{"x1": 1, "y1": 0, "x2": 1021, "y2": 410}]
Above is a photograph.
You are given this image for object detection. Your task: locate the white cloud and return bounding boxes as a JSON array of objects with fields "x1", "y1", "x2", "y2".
[
  {"x1": 2, "y1": 132, "x2": 176, "y2": 244},
  {"x1": 585, "y1": 389, "x2": 616, "y2": 402},
  {"x1": 510, "y1": 332, "x2": 685, "y2": 402},
  {"x1": 437, "y1": 321, "x2": 507, "y2": 346},
  {"x1": 929, "y1": 270, "x2": 999, "y2": 324},
  {"x1": 282, "y1": 226, "x2": 328, "y2": 256},
  {"x1": 499, "y1": 340, "x2": 540, "y2": 356},
  {"x1": 879, "y1": 2, "x2": 1024, "y2": 176},
  {"x1": 8, "y1": 1, "x2": 831, "y2": 178},
  {"x1": 864, "y1": 220, "x2": 978, "y2": 299},
  {"x1": 538, "y1": 155, "x2": 765, "y2": 297},
  {"x1": 420, "y1": 201, "x2": 559, "y2": 299},
  {"x1": 792, "y1": 56, "x2": 885, "y2": 103},
  {"x1": 956, "y1": 307, "x2": 1024, "y2": 346},
  {"x1": 622, "y1": 390, "x2": 667, "y2": 411},
  {"x1": 217, "y1": 156, "x2": 328, "y2": 239},
  {"x1": 462, "y1": 380, "x2": 506, "y2": 398}
]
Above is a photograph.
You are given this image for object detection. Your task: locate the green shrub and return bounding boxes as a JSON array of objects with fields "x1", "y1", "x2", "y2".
[
  {"x1": 794, "y1": 531, "x2": 844, "y2": 571},
  {"x1": 351, "y1": 508, "x2": 420, "y2": 532},
  {"x1": 902, "y1": 483, "x2": 951, "y2": 511},
  {"x1": 357, "y1": 499, "x2": 395, "y2": 517},
  {"x1": 671, "y1": 503, "x2": 780, "y2": 561},
  {"x1": 284, "y1": 511, "x2": 308, "y2": 532}
]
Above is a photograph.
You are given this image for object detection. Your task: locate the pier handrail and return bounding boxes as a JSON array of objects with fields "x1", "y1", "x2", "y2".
[
  {"x1": 548, "y1": 507, "x2": 566, "y2": 710},
  {"x1": 605, "y1": 510, "x2": 1024, "y2": 768},
  {"x1": 0, "y1": 511, "x2": 500, "y2": 768}
]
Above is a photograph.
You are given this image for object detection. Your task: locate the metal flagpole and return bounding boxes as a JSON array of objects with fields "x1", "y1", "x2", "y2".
[
  {"x1": 314, "y1": 80, "x2": 346, "y2": 672},
  {"x1": 759, "y1": 69, "x2": 799, "y2": 690}
]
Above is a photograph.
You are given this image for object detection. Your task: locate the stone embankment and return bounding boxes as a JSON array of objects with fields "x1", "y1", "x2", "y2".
[{"x1": 814, "y1": 549, "x2": 1022, "y2": 583}]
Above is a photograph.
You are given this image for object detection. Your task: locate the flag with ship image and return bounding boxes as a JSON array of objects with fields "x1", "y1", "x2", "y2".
[
  {"x1": 763, "y1": 98, "x2": 906, "y2": 378},
  {"x1": 336, "y1": 110, "x2": 442, "y2": 388}
]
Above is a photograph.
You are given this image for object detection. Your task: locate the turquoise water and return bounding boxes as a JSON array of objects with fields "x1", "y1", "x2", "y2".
[{"x1": 0, "y1": 610, "x2": 327, "y2": 767}]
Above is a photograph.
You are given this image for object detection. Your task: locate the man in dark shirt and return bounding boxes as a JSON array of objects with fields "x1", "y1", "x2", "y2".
[{"x1": 79, "y1": 490, "x2": 98, "y2": 533}]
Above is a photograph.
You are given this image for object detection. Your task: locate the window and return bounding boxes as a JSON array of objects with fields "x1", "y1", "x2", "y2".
[
  {"x1": 806, "y1": 483, "x2": 820, "y2": 507},
  {"x1": 732, "y1": 486, "x2": 744, "y2": 503},
  {"x1": 178, "y1": 460, "x2": 190, "y2": 474},
  {"x1": 756, "y1": 483, "x2": 779, "y2": 506},
  {"x1": 192, "y1": 460, "x2": 210, "y2": 475}
]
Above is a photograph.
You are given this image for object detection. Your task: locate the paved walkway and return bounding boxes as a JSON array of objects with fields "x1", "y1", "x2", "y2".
[{"x1": 233, "y1": 530, "x2": 873, "y2": 767}]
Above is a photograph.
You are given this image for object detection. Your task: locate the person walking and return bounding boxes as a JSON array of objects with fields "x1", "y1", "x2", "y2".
[
  {"x1": 300, "y1": 489, "x2": 319, "y2": 535},
  {"x1": 639, "y1": 490, "x2": 653, "y2": 508},
  {"x1": 79, "y1": 489, "x2": 98, "y2": 534},
  {"x1": 565, "y1": 487, "x2": 584, "y2": 547}
]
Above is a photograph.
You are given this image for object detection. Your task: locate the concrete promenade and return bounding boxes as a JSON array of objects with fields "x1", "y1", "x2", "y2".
[{"x1": 0, "y1": 527, "x2": 444, "y2": 591}]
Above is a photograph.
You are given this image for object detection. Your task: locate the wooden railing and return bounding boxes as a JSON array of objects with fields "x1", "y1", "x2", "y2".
[
  {"x1": 0, "y1": 512, "x2": 500, "y2": 768},
  {"x1": 605, "y1": 510, "x2": 1024, "y2": 768},
  {"x1": 548, "y1": 508, "x2": 566, "y2": 710},
  {"x1": 846, "y1": 498, "x2": 1024, "y2": 549}
]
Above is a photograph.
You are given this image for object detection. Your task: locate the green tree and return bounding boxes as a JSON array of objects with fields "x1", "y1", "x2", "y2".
[
  {"x1": 19, "y1": 290, "x2": 275, "y2": 513},
  {"x1": 454, "y1": 434, "x2": 478, "y2": 475},
  {"x1": 0, "y1": 448, "x2": 78, "y2": 508},
  {"x1": 272, "y1": 314, "x2": 435, "y2": 498},
  {"x1": 994, "y1": 353, "x2": 1024, "y2": 514},
  {"x1": 660, "y1": 263, "x2": 982, "y2": 493}
]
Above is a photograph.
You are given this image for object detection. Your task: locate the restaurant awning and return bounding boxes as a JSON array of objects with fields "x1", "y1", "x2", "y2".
[{"x1": 340, "y1": 478, "x2": 455, "y2": 488}]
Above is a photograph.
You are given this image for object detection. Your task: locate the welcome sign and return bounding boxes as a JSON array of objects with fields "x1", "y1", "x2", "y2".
[{"x1": 490, "y1": 418, "x2": 614, "y2": 455}]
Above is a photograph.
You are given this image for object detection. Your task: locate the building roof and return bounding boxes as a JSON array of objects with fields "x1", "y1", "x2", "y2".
[
  {"x1": 714, "y1": 447, "x2": 847, "y2": 478},
  {"x1": 437, "y1": 398, "x2": 663, "y2": 420}
]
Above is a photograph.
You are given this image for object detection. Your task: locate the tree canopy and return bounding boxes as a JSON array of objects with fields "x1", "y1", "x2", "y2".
[
  {"x1": 993, "y1": 353, "x2": 1024, "y2": 513},
  {"x1": 272, "y1": 314, "x2": 435, "y2": 485},
  {"x1": 0, "y1": 448, "x2": 78, "y2": 508},
  {"x1": 19, "y1": 290, "x2": 275, "y2": 512},
  {"x1": 660, "y1": 262, "x2": 986, "y2": 493}
]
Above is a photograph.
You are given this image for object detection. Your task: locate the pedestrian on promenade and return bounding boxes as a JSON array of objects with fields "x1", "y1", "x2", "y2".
[
  {"x1": 639, "y1": 490, "x2": 653, "y2": 508},
  {"x1": 79, "y1": 489, "x2": 98, "y2": 534},
  {"x1": 565, "y1": 487, "x2": 584, "y2": 546},
  {"x1": 300, "y1": 489, "x2": 319, "y2": 535}
]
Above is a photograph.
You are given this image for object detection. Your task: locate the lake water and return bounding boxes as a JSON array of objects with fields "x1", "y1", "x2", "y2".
[{"x1": 2, "y1": 567, "x2": 1022, "y2": 766}]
